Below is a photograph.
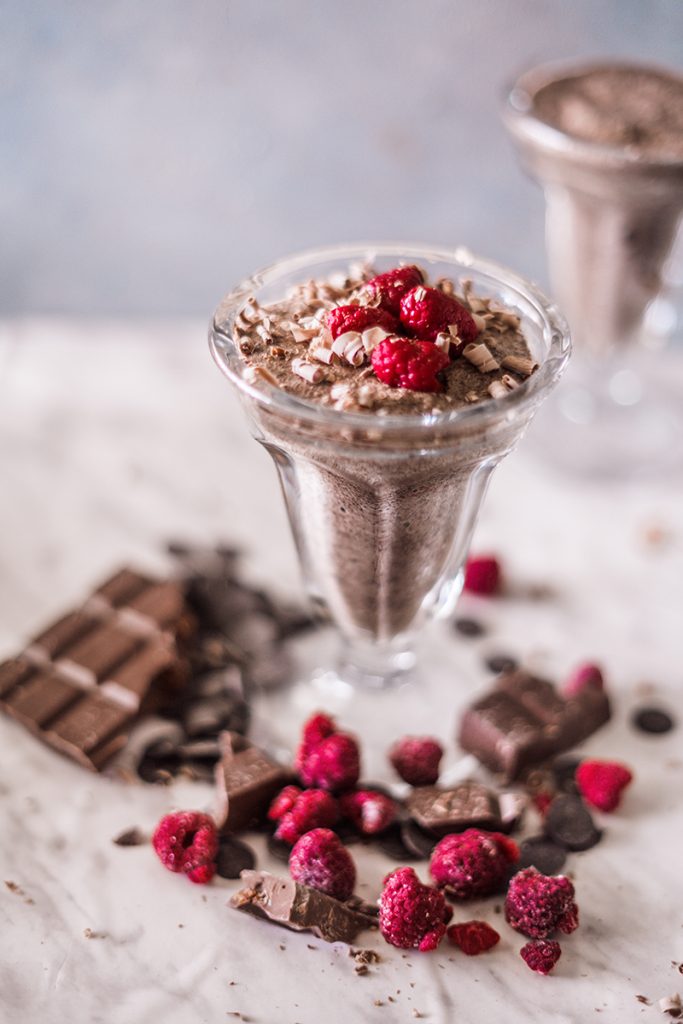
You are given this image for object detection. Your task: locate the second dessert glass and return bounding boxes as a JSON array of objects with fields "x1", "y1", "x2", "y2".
[{"x1": 210, "y1": 244, "x2": 569, "y2": 706}]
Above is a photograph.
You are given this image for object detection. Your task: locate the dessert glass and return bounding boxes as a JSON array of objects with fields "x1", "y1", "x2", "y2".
[
  {"x1": 504, "y1": 61, "x2": 683, "y2": 476},
  {"x1": 210, "y1": 244, "x2": 569, "y2": 698}
]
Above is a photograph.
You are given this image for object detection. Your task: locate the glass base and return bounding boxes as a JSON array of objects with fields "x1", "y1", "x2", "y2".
[{"x1": 526, "y1": 353, "x2": 683, "y2": 478}]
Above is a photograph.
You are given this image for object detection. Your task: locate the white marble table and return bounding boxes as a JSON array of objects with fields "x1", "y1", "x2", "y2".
[{"x1": 1, "y1": 321, "x2": 682, "y2": 1024}]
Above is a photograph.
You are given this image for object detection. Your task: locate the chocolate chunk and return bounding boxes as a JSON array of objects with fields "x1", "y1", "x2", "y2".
[
  {"x1": 378, "y1": 823, "x2": 422, "y2": 862},
  {"x1": 485, "y1": 654, "x2": 519, "y2": 674},
  {"x1": 216, "y1": 836, "x2": 256, "y2": 879},
  {"x1": 517, "y1": 836, "x2": 567, "y2": 874},
  {"x1": 632, "y1": 706, "x2": 675, "y2": 734},
  {"x1": 3, "y1": 670, "x2": 82, "y2": 729},
  {"x1": 94, "y1": 569, "x2": 153, "y2": 606},
  {"x1": 552, "y1": 755, "x2": 582, "y2": 793},
  {"x1": 214, "y1": 732, "x2": 289, "y2": 833},
  {"x1": 28, "y1": 612, "x2": 98, "y2": 661},
  {"x1": 454, "y1": 617, "x2": 486, "y2": 638},
  {"x1": 231, "y1": 871, "x2": 373, "y2": 944},
  {"x1": 458, "y1": 670, "x2": 611, "y2": 781},
  {"x1": 544, "y1": 794, "x2": 602, "y2": 851},
  {"x1": 45, "y1": 692, "x2": 135, "y2": 769},
  {"x1": 267, "y1": 832, "x2": 293, "y2": 864},
  {"x1": 400, "y1": 820, "x2": 438, "y2": 859},
  {"x1": 113, "y1": 828, "x2": 146, "y2": 847},
  {"x1": 406, "y1": 781, "x2": 502, "y2": 835}
]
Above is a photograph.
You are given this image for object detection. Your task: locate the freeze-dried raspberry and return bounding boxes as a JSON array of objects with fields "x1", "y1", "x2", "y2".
[
  {"x1": 305, "y1": 733, "x2": 361, "y2": 792},
  {"x1": 447, "y1": 920, "x2": 501, "y2": 955},
  {"x1": 562, "y1": 662, "x2": 604, "y2": 698},
  {"x1": 289, "y1": 828, "x2": 356, "y2": 901},
  {"x1": 520, "y1": 939, "x2": 562, "y2": 975},
  {"x1": 362, "y1": 265, "x2": 425, "y2": 315},
  {"x1": 273, "y1": 789, "x2": 339, "y2": 845},
  {"x1": 267, "y1": 785, "x2": 302, "y2": 822},
  {"x1": 505, "y1": 867, "x2": 578, "y2": 939},
  {"x1": 463, "y1": 555, "x2": 502, "y2": 595},
  {"x1": 575, "y1": 760, "x2": 633, "y2": 812},
  {"x1": 152, "y1": 811, "x2": 218, "y2": 884},
  {"x1": 325, "y1": 304, "x2": 397, "y2": 340},
  {"x1": 339, "y1": 789, "x2": 397, "y2": 835},
  {"x1": 295, "y1": 713, "x2": 336, "y2": 786},
  {"x1": 430, "y1": 829, "x2": 519, "y2": 898},
  {"x1": 371, "y1": 337, "x2": 449, "y2": 393},
  {"x1": 399, "y1": 286, "x2": 478, "y2": 347},
  {"x1": 389, "y1": 736, "x2": 443, "y2": 786},
  {"x1": 379, "y1": 867, "x2": 448, "y2": 951}
]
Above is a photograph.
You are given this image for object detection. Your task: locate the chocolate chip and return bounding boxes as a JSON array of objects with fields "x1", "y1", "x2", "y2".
[
  {"x1": 454, "y1": 617, "x2": 485, "y2": 638},
  {"x1": 544, "y1": 794, "x2": 602, "y2": 851},
  {"x1": 112, "y1": 827, "x2": 146, "y2": 847},
  {"x1": 400, "y1": 820, "x2": 438, "y2": 859},
  {"x1": 552, "y1": 755, "x2": 582, "y2": 793},
  {"x1": 378, "y1": 823, "x2": 422, "y2": 862},
  {"x1": 632, "y1": 707, "x2": 675, "y2": 734},
  {"x1": 517, "y1": 836, "x2": 567, "y2": 874},
  {"x1": 216, "y1": 836, "x2": 257, "y2": 879},
  {"x1": 484, "y1": 654, "x2": 519, "y2": 674},
  {"x1": 267, "y1": 832, "x2": 293, "y2": 865}
]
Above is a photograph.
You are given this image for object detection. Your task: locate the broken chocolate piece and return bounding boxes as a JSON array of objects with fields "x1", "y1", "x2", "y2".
[
  {"x1": 458, "y1": 670, "x2": 611, "y2": 781},
  {"x1": 544, "y1": 794, "x2": 602, "y2": 851},
  {"x1": 230, "y1": 870, "x2": 373, "y2": 944},
  {"x1": 632, "y1": 706, "x2": 675, "y2": 734},
  {"x1": 406, "y1": 780, "x2": 502, "y2": 836},
  {"x1": 216, "y1": 836, "x2": 256, "y2": 879},
  {"x1": 214, "y1": 732, "x2": 289, "y2": 833}
]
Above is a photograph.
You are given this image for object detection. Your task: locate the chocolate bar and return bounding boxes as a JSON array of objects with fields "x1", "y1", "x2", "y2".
[
  {"x1": 230, "y1": 871, "x2": 375, "y2": 944},
  {"x1": 458, "y1": 670, "x2": 611, "y2": 781},
  {"x1": 406, "y1": 780, "x2": 517, "y2": 836},
  {"x1": 214, "y1": 731, "x2": 289, "y2": 832},
  {"x1": 0, "y1": 569, "x2": 190, "y2": 770}
]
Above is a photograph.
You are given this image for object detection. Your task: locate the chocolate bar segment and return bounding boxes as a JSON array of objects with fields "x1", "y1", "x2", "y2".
[
  {"x1": 230, "y1": 870, "x2": 374, "y2": 944},
  {"x1": 214, "y1": 732, "x2": 289, "y2": 832},
  {"x1": 0, "y1": 569, "x2": 190, "y2": 771},
  {"x1": 458, "y1": 670, "x2": 611, "y2": 781},
  {"x1": 406, "y1": 781, "x2": 503, "y2": 836}
]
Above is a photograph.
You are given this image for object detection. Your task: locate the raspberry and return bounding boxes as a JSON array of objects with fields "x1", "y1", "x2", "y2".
[
  {"x1": 295, "y1": 713, "x2": 336, "y2": 785},
  {"x1": 152, "y1": 811, "x2": 218, "y2": 884},
  {"x1": 430, "y1": 829, "x2": 519, "y2": 898},
  {"x1": 371, "y1": 337, "x2": 449, "y2": 393},
  {"x1": 575, "y1": 760, "x2": 633, "y2": 812},
  {"x1": 267, "y1": 784, "x2": 302, "y2": 822},
  {"x1": 273, "y1": 788, "x2": 340, "y2": 845},
  {"x1": 339, "y1": 789, "x2": 397, "y2": 835},
  {"x1": 379, "y1": 867, "x2": 448, "y2": 951},
  {"x1": 289, "y1": 828, "x2": 356, "y2": 901},
  {"x1": 362, "y1": 265, "x2": 425, "y2": 315},
  {"x1": 463, "y1": 555, "x2": 502, "y2": 596},
  {"x1": 520, "y1": 939, "x2": 562, "y2": 975},
  {"x1": 304, "y1": 733, "x2": 361, "y2": 792},
  {"x1": 505, "y1": 867, "x2": 578, "y2": 939},
  {"x1": 389, "y1": 736, "x2": 443, "y2": 786},
  {"x1": 325, "y1": 304, "x2": 397, "y2": 340},
  {"x1": 447, "y1": 920, "x2": 501, "y2": 955},
  {"x1": 562, "y1": 662, "x2": 605, "y2": 698},
  {"x1": 399, "y1": 286, "x2": 478, "y2": 348}
]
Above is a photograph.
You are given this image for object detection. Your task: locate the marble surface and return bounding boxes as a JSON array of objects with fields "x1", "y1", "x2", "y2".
[{"x1": 1, "y1": 320, "x2": 683, "y2": 1024}]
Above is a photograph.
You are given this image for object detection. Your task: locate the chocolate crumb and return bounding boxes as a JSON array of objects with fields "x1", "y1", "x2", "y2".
[
  {"x1": 4, "y1": 880, "x2": 34, "y2": 905},
  {"x1": 633, "y1": 707, "x2": 675, "y2": 735},
  {"x1": 412, "y1": 1012, "x2": 423, "y2": 1020},
  {"x1": 374, "y1": 1000, "x2": 384, "y2": 1007},
  {"x1": 355, "y1": 965, "x2": 369, "y2": 976},
  {"x1": 350, "y1": 948, "x2": 381, "y2": 965},
  {"x1": 454, "y1": 617, "x2": 485, "y2": 638},
  {"x1": 636, "y1": 995, "x2": 652, "y2": 1005},
  {"x1": 83, "y1": 928, "x2": 108, "y2": 939},
  {"x1": 113, "y1": 827, "x2": 146, "y2": 847}
]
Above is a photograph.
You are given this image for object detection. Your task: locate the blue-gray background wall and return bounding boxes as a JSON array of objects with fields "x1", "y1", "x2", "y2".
[{"x1": 2, "y1": 0, "x2": 682, "y2": 316}]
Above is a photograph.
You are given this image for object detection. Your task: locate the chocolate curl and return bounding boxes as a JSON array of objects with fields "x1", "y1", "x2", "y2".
[
  {"x1": 361, "y1": 326, "x2": 392, "y2": 353},
  {"x1": 343, "y1": 337, "x2": 365, "y2": 367},
  {"x1": 308, "y1": 343, "x2": 336, "y2": 366},
  {"x1": 434, "y1": 332, "x2": 453, "y2": 357},
  {"x1": 501, "y1": 353, "x2": 539, "y2": 377},
  {"x1": 289, "y1": 322, "x2": 318, "y2": 344},
  {"x1": 245, "y1": 366, "x2": 279, "y2": 387},
  {"x1": 291, "y1": 358, "x2": 326, "y2": 384},
  {"x1": 331, "y1": 330, "x2": 360, "y2": 357},
  {"x1": 501, "y1": 374, "x2": 520, "y2": 391},
  {"x1": 236, "y1": 296, "x2": 261, "y2": 330},
  {"x1": 463, "y1": 342, "x2": 500, "y2": 373},
  {"x1": 487, "y1": 380, "x2": 510, "y2": 399}
]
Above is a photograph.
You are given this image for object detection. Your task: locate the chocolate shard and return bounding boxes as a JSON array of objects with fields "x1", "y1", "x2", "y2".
[
  {"x1": 214, "y1": 732, "x2": 289, "y2": 833},
  {"x1": 230, "y1": 870, "x2": 374, "y2": 944},
  {"x1": 458, "y1": 670, "x2": 611, "y2": 781},
  {"x1": 406, "y1": 780, "x2": 502, "y2": 836}
]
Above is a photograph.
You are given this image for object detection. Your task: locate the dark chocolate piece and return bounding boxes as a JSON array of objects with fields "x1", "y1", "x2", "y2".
[
  {"x1": 113, "y1": 828, "x2": 146, "y2": 847},
  {"x1": 552, "y1": 755, "x2": 582, "y2": 793},
  {"x1": 267, "y1": 832, "x2": 293, "y2": 864},
  {"x1": 216, "y1": 836, "x2": 256, "y2": 879},
  {"x1": 214, "y1": 732, "x2": 289, "y2": 833},
  {"x1": 378, "y1": 823, "x2": 422, "y2": 863},
  {"x1": 458, "y1": 670, "x2": 611, "y2": 781},
  {"x1": 517, "y1": 836, "x2": 567, "y2": 874},
  {"x1": 406, "y1": 781, "x2": 502, "y2": 836},
  {"x1": 544, "y1": 794, "x2": 602, "y2": 851},
  {"x1": 454, "y1": 617, "x2": 486, "y2": 638},
  {"x1": 632, "y1": 706, "x2": 675, "y2": 734},
  {"x1": 230, "y1": 871, "x2": 373, "y2": 944},
  {"x1": 400, "y1": 820, "x2": 438, "y2": 859},
  {"x1": 0, "y1": 569, "x2": 190, "y2": 771}
]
